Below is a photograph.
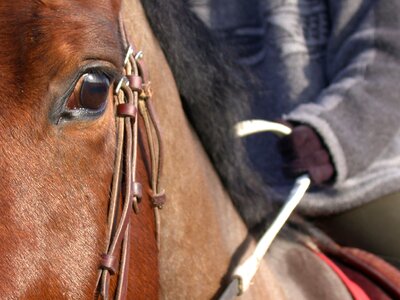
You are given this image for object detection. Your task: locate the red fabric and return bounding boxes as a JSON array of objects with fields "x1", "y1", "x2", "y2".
[
  {"x1": 317, "y1": 244, "x2": 400, "y2": 298},
  {"x1": 333, "y1": 260, "x2": 391, "y2": 300},
  {"x1": 338, "y1": 247, "x2": 400, "y2": 297},
  {"x1": 314, "y1": 251, "x2": 370, "y2": 300}
]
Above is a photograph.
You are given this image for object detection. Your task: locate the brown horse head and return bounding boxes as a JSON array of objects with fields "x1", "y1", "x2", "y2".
[{"x1": 0, "y1": 1, "x2": 131, "y2": 298}]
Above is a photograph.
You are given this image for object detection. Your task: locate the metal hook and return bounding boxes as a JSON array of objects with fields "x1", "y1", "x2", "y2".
[
  {"x1": 135, "y1": 51, "x2": 144, "y2": 61},
  {"x1": 115, "y1": 77, "x2": 129, "y2": 94},
  {"x1": 124, "y1": 46, "x2": 134, "y2": 65}
]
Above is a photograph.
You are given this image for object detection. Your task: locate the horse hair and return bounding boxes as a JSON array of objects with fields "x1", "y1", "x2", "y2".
[{"x1": 139, "y1": 0, "x2": 277, "y2": 228}]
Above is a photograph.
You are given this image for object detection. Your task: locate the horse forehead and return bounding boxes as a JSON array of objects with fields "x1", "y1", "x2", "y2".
[
  {"x1": 0, "y1": 1, "x2": 124, "y2": 96},
  {"x1": 6, "y1": 1, "x2": 120, "y2": 29},
  {"x1": 0, "y1": 1, "x2": 122, "y2": 43},
  {"x1": 24, "y1": 0, "x2": 121, "y2": 13},
  {"x1": 0, "y1": 0, "x2": 121, "y2": 17},
  {"x1": 45, "y1": 0, "x2": 121, "y2": 15}
]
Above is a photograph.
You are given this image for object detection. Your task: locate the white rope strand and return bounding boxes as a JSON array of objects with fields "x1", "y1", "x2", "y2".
[
  {"x1": 233, "y1": 175, "x2": 311, "y2": 294},
  {"x1": 232, "y1": 120, "x2": 311, "y2": 295}
]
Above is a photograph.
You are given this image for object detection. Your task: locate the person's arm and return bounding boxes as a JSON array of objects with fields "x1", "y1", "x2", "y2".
[{"x1": 283, "y1": 0, "x2": 400, "y2": 185}]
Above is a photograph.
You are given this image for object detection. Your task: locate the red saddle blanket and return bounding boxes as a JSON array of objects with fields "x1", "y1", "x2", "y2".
[{"x1": 312, "y1": 244, "x2": 400, "y2": 300}]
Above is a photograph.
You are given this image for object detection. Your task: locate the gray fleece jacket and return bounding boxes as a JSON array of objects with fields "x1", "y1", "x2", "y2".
[{"x1": 190, "y1": 0, "x2": 400, "y2": 216}]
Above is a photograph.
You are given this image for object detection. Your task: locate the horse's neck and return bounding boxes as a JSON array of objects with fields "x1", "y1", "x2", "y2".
[
  {"x1": 120, "y1": 2, "x2": 356, "y2": 300},
  {"x1": 120, "y1": 2, "x2": 361, "y2": 299}
]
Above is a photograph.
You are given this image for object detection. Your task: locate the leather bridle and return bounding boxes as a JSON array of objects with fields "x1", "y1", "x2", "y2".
[{"x1": 95, "y1": 21, "x2": 165, "y2": 300}]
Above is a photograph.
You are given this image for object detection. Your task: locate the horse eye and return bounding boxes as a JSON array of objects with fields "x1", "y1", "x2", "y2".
[{"x1": 67, "y1": 73, "x2": 111, "y2": 111}]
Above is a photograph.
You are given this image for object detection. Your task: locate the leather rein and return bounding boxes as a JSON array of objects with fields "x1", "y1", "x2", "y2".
[{"x1": 95, "y1": 23, "x2": 165, "y2": 300}]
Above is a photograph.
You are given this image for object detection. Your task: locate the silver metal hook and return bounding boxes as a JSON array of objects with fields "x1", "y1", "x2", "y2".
[
  {"x1": 124, "y1": 46, "x2": 134, "y2": 65},
  {"x1": 135, "y1": 51, "x2": 144, "y2": 61},
  {"x1": 115, "y1": 77, "x2": 129, "y2": 94}
]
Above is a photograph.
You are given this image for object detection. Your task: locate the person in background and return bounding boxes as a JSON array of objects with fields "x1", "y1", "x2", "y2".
[{"x1": 189, "y1": 0, "x2": 400, "y2": 267}]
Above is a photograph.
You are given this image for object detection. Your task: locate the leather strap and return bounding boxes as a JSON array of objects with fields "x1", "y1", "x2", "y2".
[
  {"x1": 138, "y1": 82, "x2": 165, "y2": 248},
  {"x1": 95, "y1": 56, "x2": 140, "y2": 300},
  {"x1": 94, "y1": 20, "x2": 165, "y2": 299}
]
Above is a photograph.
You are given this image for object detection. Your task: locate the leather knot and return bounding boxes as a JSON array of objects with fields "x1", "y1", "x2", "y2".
[
  {"x1": 100, "y1": 254, "x2": 118, "y2": 275},
  {"x1": 127, "y1": 75, "x2": 143, "y2": 92},
  {"x1": 132, "y1": 182, "x2": 142, "y2": 202},
  {"x1": 117, "y1": 103, "x2": 137, "y2": 119},
  {"x1": 151, "y1": 190, "x2": 166, "y2": 208},
  {"x1": 139, "y1": 83, "x2": 152, "y2": 100}
]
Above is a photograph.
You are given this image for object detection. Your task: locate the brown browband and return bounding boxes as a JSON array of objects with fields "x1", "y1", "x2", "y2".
[{"x1": 94, "y1": 28, "x2": 165, "y2": 299}]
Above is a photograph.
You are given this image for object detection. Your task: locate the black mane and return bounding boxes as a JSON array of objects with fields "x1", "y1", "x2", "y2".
[{"x1": 140, "y1": 0, "x2": 276, "y2": 228}]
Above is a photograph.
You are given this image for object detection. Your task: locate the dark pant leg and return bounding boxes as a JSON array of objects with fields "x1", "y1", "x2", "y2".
[{"x1": 313, "y1": 193, "x2": 400, "y2": 268}]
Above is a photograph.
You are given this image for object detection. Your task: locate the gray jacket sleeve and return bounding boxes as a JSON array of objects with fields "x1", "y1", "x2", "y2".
[{"x1": 286, "y1": 0, "x2": 400, "y2": 185}]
